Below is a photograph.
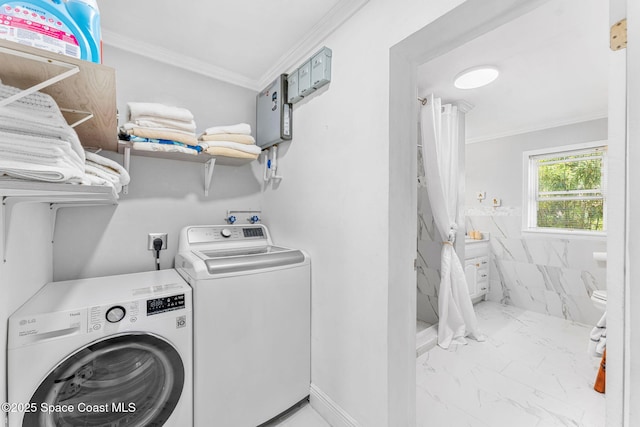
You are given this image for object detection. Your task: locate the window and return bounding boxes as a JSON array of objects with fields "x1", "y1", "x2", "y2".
[{"x1": 523, "y1": 141, "x2": 607, "y2": 234}]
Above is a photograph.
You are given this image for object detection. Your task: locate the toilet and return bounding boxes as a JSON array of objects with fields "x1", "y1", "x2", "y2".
[{"x1": 591, "y1": 290, "x2": 607, "y2": 313}]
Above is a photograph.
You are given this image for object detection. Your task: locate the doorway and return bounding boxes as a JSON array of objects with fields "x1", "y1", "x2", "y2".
[{"x1": 388, "y1": 0, "x2": 629, "y2": 425}]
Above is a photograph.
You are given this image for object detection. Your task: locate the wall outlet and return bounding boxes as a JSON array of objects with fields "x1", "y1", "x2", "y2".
[
  {"x1": 477, "y1": 191, "x2": 486, "y2": 201},
  {"x1": 148, "y1": 233, "x2": 168, "y2": 250}
]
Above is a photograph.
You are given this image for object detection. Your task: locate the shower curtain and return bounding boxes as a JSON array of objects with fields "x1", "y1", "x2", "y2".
[{"x1": 419, "y1": 94, "x2": 484, "y2": 349}]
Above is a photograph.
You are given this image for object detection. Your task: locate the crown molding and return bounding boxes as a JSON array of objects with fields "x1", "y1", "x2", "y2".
[
  {"x1": 102, "y1": 0, "x2": 369, "y2": 93},
  {"x1": 466, "y1": 112, "x2": 608, "y2": 144},
  {"x1": 256, "y1": 0, "x2": 370, "y2": 89},
  {"x1": 102, "y1": 29, "x2": 260, "y2": 91}
]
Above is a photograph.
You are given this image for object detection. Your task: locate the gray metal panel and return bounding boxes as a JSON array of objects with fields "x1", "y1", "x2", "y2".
[
  {"x1": 311, "y1": 47, "x2": 332, "y2": 89},
  {"x1": 256, "y1": 74, "x2": 292, "y2": 149}
]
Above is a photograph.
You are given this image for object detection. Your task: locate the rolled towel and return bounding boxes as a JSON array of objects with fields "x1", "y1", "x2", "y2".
[
  {"x1": 203, "y1": 123, "x2": 251, "y2": 136},
  {"x1": 85, "y1": 163, "x2": 122, "y2": 193},
  {"x1": 199, "y1": 133, "x2": 256, "y2": 145},
  {"x1": 128, "y1": 102, "x2": 194, "y2": 122},
  {"x1": 85, "y1": 151, "x2": 131, "y2": 186}
]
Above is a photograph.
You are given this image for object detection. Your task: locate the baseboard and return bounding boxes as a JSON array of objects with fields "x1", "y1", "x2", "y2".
[
  {"x1": 309, "y1": 383, "x2": 360, "y2": 427},
  {"x1": 416, "y1": 324, "x2": 438, "y2": 357}
]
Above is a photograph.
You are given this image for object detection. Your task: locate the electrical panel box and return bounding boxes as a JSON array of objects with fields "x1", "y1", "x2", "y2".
[
  {"x1": 285, "y1": 46, "x2": 332, "y2": 104},
  {"x1": 311, "y1": 47, "x2": 332, "y2": 89},
  {"x1": 298, "y1": 60, "x2": 313, "y2": 97},
  {"x1": 288, "y1": 69, "x2": 303, "y2": 104},
  {"x1": 256, "y1": 74, "x2": 292, "y2": 149}
]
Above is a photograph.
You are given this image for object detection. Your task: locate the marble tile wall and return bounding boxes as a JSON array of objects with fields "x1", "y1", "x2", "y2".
[
  {"x1": 416, "y1": 147, "x2": 441, "y2": 326},
  {"x1": 465, "y1": 206, "x2": 606, "y2": 326},
  {"x1": 417, "y1": 183, "x2": 440, "y2": 326}
]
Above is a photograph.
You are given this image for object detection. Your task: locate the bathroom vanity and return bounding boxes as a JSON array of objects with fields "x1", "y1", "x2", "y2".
[{"x1": 465, "y1": 236, "x2": 490, "y2": 302}]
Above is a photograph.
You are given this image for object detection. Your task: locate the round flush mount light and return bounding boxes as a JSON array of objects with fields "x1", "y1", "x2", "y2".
[{"x1": 453, "y1": 66, "x2": 499, "y2": 89}]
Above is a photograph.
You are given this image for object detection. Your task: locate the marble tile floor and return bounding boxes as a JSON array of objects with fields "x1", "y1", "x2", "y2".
[{"x1": 416, "y1": 301, "x2": 605, "y2": 427}]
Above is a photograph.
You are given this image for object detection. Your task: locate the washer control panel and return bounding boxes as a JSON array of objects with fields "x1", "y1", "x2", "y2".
[
  {"x1": 187, "y1": 225, "x2": 266, "y2": 244},
  {"x1": 89, "y1": 301, "x2": 140, "y2": 333},
  {"x1": 106, "y1": 306, "x2": 126, "y2": 323},
  {"x1": 147, "y1": 293, "x2": 186, "y2": 316}
]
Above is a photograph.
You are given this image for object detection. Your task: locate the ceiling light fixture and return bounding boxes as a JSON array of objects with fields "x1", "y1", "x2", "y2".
[{"x1": 454, "y1": 66, "x2": 499, "y2": 89}]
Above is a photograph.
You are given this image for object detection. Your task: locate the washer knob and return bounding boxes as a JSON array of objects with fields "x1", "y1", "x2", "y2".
[
  {"x1": 106, "y1": 306, "x2": 126, "y2": 323},
  {"x1": 221, "y1": 228, "x2": 232, "y2": 238}
]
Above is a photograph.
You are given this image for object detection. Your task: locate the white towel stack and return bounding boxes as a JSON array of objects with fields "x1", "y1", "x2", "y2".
[
  {"x1": 198, "y1": 123, "x2": 261, "y2": 160},
  {"x1": 121, "y1": 102, "x2": 199, "y2": 153},
  {"x1": 0, "y1": 82, "x2": 87, "y2": 183}
]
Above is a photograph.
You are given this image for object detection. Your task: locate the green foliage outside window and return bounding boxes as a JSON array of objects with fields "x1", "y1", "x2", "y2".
[{"x1": 535, "y1": 151, "x2": 604, "y2": 231}]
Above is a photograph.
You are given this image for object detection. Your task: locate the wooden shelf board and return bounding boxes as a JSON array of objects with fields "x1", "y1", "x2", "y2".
[{"x1": 0, "y1": 39, "x2": 118, "y2": 152}]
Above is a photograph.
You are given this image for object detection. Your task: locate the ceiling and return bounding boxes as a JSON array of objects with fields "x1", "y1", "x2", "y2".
[
  {"x1": 417, "y1": 0, "x2": 609, "y2": 143},
  {"x1": 98, "y1": 0, "x2": 368, "y2": 91}
]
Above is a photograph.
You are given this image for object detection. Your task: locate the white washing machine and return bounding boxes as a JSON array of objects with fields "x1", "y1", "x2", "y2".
[
  {"x1": 7, "y1": 269, "x2": 193, "y2": 427},
  {"x1": 175, "y1": 224, "x2": 310, "y2": 427}
]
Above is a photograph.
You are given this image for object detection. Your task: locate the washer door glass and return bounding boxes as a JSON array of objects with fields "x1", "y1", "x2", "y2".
[{"x1": 23, "y1": 333, "x2": 184, "y2": 427}]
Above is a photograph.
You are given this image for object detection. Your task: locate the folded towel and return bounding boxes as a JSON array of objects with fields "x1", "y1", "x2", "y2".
[
  {"x1": 131, "y1": 142, "x2": 198, "y2": 156},
  {"x1": 0, "y1": 158, "x2": 88, "y2": 183},
  {"x1": 199, "y1": 140, "x2": 261, "y2": 155},
  {"x1": 122, "y1": 124, "x2": 199, "y2": 146},
  {"x1": 0, "y1": 91, "x2": 85, "y2": 164},
  {"x1": 203, "y1": 123, "x2": 251, "y2": 136},
  {"x1": 128, "y1": 136, "x2": 202, "y2": 153},
  {"x1": 0, "y1": 131, "x2": 85, "y2": 170},
  {"x1": 204, "y1": 146, "x2": 259, "y2": 160},
  {"x1": 134, "y1": 117, "x2": 197, "y2": 133},
  {"x1": 0, "y1": 82, "x2": 66, "y2": 119},
  {"x1": 128, "y1": 102, "x2": 194, "y2": 122},
  {"x1": 199, "y1": 133, "x2": 256, "y2": 145}
]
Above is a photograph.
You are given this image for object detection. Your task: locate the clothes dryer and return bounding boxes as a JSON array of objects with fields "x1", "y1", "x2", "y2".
[
  {"x1": 175, "y1": 224, "x2": 310, "y2": 427},
  {"x1": 7, "y1": 269, "x2": 192, "y2": 427}
]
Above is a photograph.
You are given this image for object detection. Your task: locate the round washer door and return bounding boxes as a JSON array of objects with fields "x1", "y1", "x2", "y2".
[{"x1": 23, "y1": 333, "x2": 185, "y2": 427}]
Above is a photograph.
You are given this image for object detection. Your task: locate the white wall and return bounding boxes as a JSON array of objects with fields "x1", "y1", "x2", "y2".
[
  {"x1": 260, "y1": 0, "x2": 465, "y2": 425},
  {"x1": 53, "y1": 46, "x2": 263, "y2": 280},
  {"x1": 0, "y1": 203, "x2": 53, "y2": 403},
  {"x1": 465, "y1": 118, "x2": 608, "y2": 207}
]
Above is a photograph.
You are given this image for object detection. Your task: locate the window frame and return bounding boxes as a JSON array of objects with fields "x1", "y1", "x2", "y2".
[{"x1": 522, "y1": 140, "x2": 608, "y2": 237}]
